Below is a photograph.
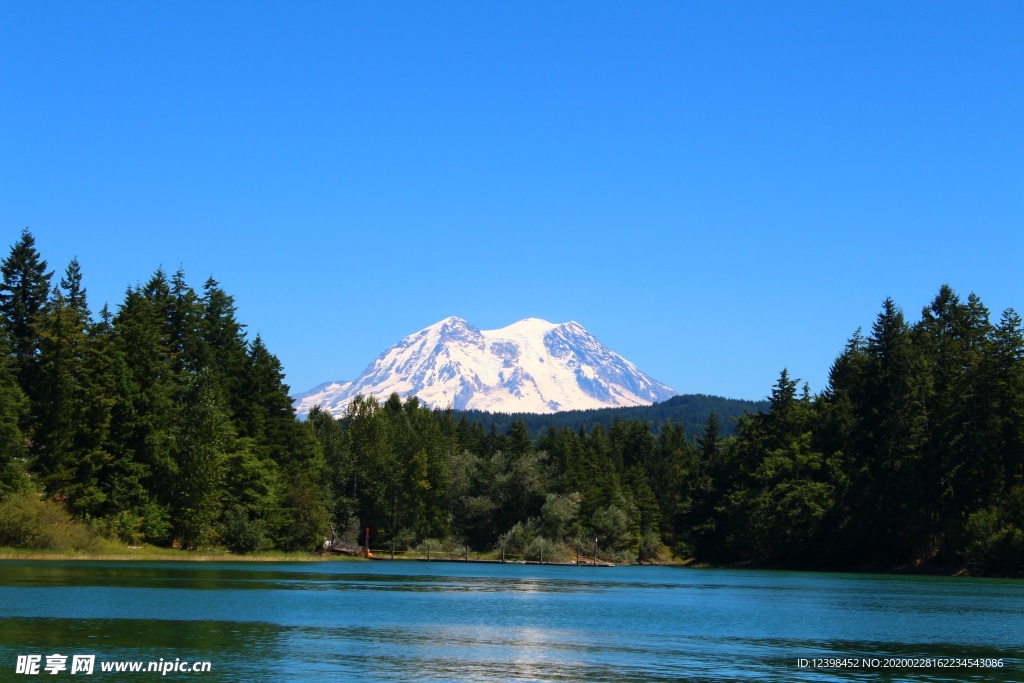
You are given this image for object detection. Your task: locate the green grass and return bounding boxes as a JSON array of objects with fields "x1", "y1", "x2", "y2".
[{"x1": 0, "y1": 544, "x2": 365, "y2": 562}]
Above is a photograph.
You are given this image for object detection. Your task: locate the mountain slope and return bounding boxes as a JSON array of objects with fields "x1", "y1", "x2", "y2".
[
  {"x1": 456, "y1": 394, "x2": 770, "y2": 440},
  {"x1": 293, "y1": 316, "x2": 675, "y2": 416}
]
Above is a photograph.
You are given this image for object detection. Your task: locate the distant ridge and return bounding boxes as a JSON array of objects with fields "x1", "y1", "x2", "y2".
[{"x1": 453, "y1": 394, "x2": 769, "y2": 439}]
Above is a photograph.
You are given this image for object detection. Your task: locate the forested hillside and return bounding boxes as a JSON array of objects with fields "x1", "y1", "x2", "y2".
[
  {"x1": 454, "y1": 394, "x2": 768, "y2": 440},
  {"x1": 3, "y1": 229, "x2": 1023, "y2": 573},
  {"x1": 0, "y1": 229, "x2": 326, "y2": 552}
]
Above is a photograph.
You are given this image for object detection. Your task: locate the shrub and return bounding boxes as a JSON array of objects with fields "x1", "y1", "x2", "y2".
[
  {"x1": 961, "y1": 507, "x2": 1024, "y2": 574},
  {"x1": 0, "y1": 491, "x2": 99, "y2": 551},
  {"x1": 221, "y1": 508, "x2": 266, "y2": 554},
  {"x1": 524, "y1": 536, "x2": 557, "y2": 562},
  {"x1": 93, "y1": 509, "x2": 145, "y2": 545},
  {"x1": 416, "y1": 538, "x2": 443, "y2": 558}
]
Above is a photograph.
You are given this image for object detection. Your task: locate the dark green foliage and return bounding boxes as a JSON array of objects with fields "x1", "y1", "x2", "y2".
[
  {"x1": 279, "y1": 472, "x2": 329, "y2": 552},
  {"x1": 32, "y1": 273, "x2": 116, "y2": 517},
  {"x1": 0, "y1": 234, "x2": 334, "y2": 552},
  {"x1": 960, "y1": 487, "x2": 1024, "y2": 573},
  {"x1": 0, "y1": 229, "x2": 53, "y2": 400},
  {"x1": 173, "y1": 370, "x2": 232, "y2": 548},
  {"x1": 201, "y1": 277, "x2": 248, "y2": 423},
  {"x1": 3, "y1": 229, "x2": 1024, "y2": 574},
  {"x1": 456, "y1": 394, "x2": 767, "y2": 440},
  {"x1": 221, "y1": 506, "x2": 267, "y2": 553},
  {"x1": 0, "y1": 330, "x2": 29, "y2": 497},
  {"x1": 110, "y1": 278, "x2": 180, "y2": 504}
]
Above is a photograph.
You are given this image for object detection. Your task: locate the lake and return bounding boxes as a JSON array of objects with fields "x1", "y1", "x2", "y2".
[{"x1": 1, "y1": 560, "x2": 1021, "y2": 681}]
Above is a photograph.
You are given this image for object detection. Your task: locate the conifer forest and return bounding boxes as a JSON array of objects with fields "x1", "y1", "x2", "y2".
[{"x1": 2, "y1": 229, "x2": 1024, "y2": 574}]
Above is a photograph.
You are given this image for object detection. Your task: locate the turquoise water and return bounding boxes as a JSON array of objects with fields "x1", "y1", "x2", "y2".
[{"x1": 1, "y1": 561, "x2": 1022, "y2": 681}]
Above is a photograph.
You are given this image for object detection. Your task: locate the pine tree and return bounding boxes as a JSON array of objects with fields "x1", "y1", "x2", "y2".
[
  {"x1": 988, "y1": 309, "x2": 1024, "y2": 497},
  {"x1": 679, "y1": 413, "x2": 722, "y2": 558},
  {"x1": 239, "y1": 336, "x2": 295, "y2": 445},
  {"x1": 853, "y1": 298, "x2": 930, "y2": 563},
  {"x1": 507, "y1": 420, "x2": 533, "y2": 459},
  {"x1": 173, "y1": 370, "x2": 232, "y2": 548},
  {"x1": 305, "y1": 405, "x2": 355, "y2": 528},
  {"x1": 201, "y1": 277, "x2": 248, "y2": 425},
  {"x1": 168, "y1": 268, "x2": 207, "y2": 375},
  {"x1": 60, "y1": 257, "x2": 88, "y2": 315},
  {"x1": 0, "y1": 324, "x2": 30, "y2": 497},
  {"x1": 111, "y1": 283, "x2": 179, "y2": 505},
  {"x1": 0, "y1": 229, "x2": 53, "y2": 401},
  {"x1": 33, "y1": 270, "x2": 115, "y2": 517}
]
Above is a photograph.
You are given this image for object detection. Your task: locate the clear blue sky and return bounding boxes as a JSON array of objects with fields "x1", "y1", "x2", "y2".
[{"x1": 3, "y1": 2, "x2": 1022, "y2": 401}]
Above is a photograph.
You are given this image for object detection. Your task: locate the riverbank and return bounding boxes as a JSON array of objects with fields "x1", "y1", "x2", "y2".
[
  {"x1": 0, "y1": 546, "x2": 361, "y2": 562},
  {"x1": 4, "y1": 546, "x2": 1005, "y2": 577}
]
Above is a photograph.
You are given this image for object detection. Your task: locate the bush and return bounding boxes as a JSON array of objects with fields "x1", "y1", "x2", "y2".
[
  {"x1": 221, "y1": 508, "x2": 266, "y2": 554},
  {"x1": 416, "y1": 538, "x2": 443, "y2": 558},
  {"x1": 280, "y1": 476, "x2": 329, "y2": 553},
  {"x1": 93, "y1": 509, "x2": 145, "y2": 545},
  {"x1": 592, "y1": 505, "x2": 633, "y2": 552},
  {"x1": 391, "y1": 527, "x2": 417, "y2": 551},
  {"x1": 0, "y1": 491, "x2": 99, "y2": 551},
  {"x1": 440, "y1": 535, "x2": 466, "y2": 555},
  {"x1": 524, "y1": 536, "x2": 557, "y2": 562},
  {"x1": 496, "y1": 520, "x2": 538, "y2": 557},
  {"x1": 961, "y1": 507, "x2": 1024, "y2": 574},
  {"x1": 140, "y1": 501, "x2": 172, "y2": 545},
  {"x1": 638, "y1": 530, "x2": 667, "y2": 563}
]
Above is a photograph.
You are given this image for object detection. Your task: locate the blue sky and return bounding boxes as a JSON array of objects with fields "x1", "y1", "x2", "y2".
[{"x1": 3, "y1": 2, "x2": 1022, "y2": 401}]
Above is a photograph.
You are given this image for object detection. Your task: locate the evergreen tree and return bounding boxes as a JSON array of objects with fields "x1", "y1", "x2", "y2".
[
  {"x1": 305, "y1": 405, "x2": 354, "y2": 528},
  {"x1": 173, "y1": 370, "x2": 232, "y2": 548},
  {"x1": 200, "y1": 277, "x2": 248, "y2": 422},
  {"x1": 33, "y1": 281, "x2": 114, "y2": 516},
  {"x1": 988, "y1": 309, "x2": 1024, "y2": 497},
  {"x1": 850, "y1": 298, "x2": 930, "y2": 564},
  {"x1": 916, "y1": 286, "x2": 994, "y2": 532},
  {"x1": 0, "y1": 229, "x2": 53, "y2": 401},
  {"x1": 507, "y1": 420, "x2": 533, "y2": 459},
  {"x1": 60, "y1": 257, "x2": 88, "y2": 315},
  {"x1": 111, "y1": 282, "x2": 179, "y2": 505},
  {"x1": 100, "y1": 350, "x2": 166, "y2": 542},
  {"x1": 676, "y1": 413, "x2": 721, "y2": 557},
  {"x1": 168, "y1": 268, "x2": 207, "y2": 375},
  {"x1": 239, "y1": 336, "x2": 301, "y2": 454},
  {"x1": 0, "y1": 325, "x2": 29, "y2": 497}
]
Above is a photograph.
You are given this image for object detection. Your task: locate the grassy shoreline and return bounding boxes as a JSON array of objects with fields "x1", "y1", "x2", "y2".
[
  {"x1": 4, "y1": 548, "x2": 1000, "y2": 577},
  {"x1": 0, "y1": 546, "x2": 363, "y2": 562}
]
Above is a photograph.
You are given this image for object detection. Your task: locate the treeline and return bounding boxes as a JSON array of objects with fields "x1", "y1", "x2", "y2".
[
  {"x1": 689, "y1": 288, "x2": 1024, "y2": 573},
  {"x1": 306, "y1": 394, "x2": 699, "y2": 561},
  {"x1": 304, "y1": 286, "x2": 1024, "y2": 572},
  {"x1": 4, "y1": 229, "x2": 1023, "y2": 573},
  {"x1": 455, "y1": 394, "x2": 768, "y2": 440},
  {"x1": 0, "y1": 229, "x2": 327, "y2": 551}
]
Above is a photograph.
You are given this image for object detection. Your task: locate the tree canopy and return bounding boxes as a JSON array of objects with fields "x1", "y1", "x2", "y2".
[{"x1": 2, "y1": 231, "x2": 1023, "y2": 573}]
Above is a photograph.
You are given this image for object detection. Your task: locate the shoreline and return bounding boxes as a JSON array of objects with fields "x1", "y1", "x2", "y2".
[
  {"x1": 1, "y1": 548, "x2": 1015, "y2": 578},
  {"x1": 0, "y1": 548, "x2": 360, "y2": 563}
]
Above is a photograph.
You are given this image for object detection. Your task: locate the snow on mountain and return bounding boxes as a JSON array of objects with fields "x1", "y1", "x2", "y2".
[{"x1": 292, "y1": 316, "x2": 676, "y2": 417}]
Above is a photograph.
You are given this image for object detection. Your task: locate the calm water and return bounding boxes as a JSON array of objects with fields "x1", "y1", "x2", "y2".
[{"x1": 1, "y1": 560, "x2": 1022, "y2": 681}]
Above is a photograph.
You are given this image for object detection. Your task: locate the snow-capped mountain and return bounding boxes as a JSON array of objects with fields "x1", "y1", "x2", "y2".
[{"x1": 292, "y1": 317, "x2": 676, "y2": 417}]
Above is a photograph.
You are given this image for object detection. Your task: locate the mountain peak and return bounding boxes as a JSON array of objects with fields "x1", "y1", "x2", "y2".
[
  {"x1": 434, "y1": 315, "x2": 470, "y2": 327},
  {"x1": 490, "y1": 317, "x2": 560, "y2": 336},
  {"x1": 293, "y1": 317, "x2": 675, "y2": 417}
]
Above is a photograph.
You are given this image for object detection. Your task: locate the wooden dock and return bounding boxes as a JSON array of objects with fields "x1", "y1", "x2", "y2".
[{"x1": 407, "y1": 558, "x2": 615, "y2": 567}]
